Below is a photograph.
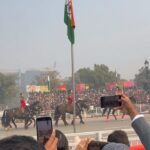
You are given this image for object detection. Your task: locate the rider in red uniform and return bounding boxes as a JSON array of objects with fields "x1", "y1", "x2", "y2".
[
  {"x1": 67, "y1": 90, "x2": 83, "y2": 111},
  {"x1": 20, "y1": 93, "x2": 26, "y2": 112},
  {"x1": 67, "y1": 90, "x2": 73, "y2": 105}
]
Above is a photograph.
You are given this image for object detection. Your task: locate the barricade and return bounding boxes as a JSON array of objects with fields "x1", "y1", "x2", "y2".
[
  {"x1": 65, "y1": 128, "x2": 141, "y2": 149},
  {"x1": 31, "y1": 128, "x2": 141, "y2": 149}
]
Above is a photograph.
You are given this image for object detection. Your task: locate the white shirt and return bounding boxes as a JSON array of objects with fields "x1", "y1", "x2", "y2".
[{"x1": 132, "y1": 114, "x2": 144, "y2": 124}]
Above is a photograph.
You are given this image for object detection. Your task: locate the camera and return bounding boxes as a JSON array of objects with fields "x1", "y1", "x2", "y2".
[
  {"x1": 36, "y1": 116, "x2": 53, "y2": 145},
  {"x1": 100, "y1": 95, "x2": 122, "y2": 108}
]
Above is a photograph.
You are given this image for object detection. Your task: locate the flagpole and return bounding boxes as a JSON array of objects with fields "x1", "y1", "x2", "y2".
[
  {"x1": 64, "y1": 0, "x2": 76, "y2": 132},
  {"x1": 71, "y1": 43, "x2": 76, "y2": 133},
  {"x1": 48, "y1": 75, "x2": 50, "y2": 91}
]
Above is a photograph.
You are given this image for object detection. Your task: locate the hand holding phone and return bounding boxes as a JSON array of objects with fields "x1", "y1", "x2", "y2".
[
  {"x1": 36, "y1": 117, "x2": 53, "y2": 145},
  {"x1": 100, "y1": 95, "x2": 122, "y2": 108}
]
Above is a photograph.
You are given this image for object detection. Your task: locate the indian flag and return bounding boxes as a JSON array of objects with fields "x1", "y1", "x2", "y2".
[
  {"x1": 47, "y1": 76, "x2": 51, "y2": 91},
  {"x1": 64, "y1": 0, "x2": 75, "y2": 44}
]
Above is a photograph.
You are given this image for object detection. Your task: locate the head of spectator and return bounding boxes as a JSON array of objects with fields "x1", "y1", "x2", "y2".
[
  {"x1": 0, "y1": 130, "x2": 58, "y2": 150},
  {"x1": 107, "y1": 130, "x2": 130, "y2": 147},
  {"x1": 75, "y1": 137, "x2": 129, "y2": 150},
  {"x1": 55, "y1": 129, "x2": 69, "y2": 150},
  {"x1": 0, "y1": 135, "x2": 45, "y2": 150},
  {"x1": 87, "y1": 141, "x2": 107, "y2": 150},
  {"x1": 102, "y1": 142, "x2": 129, "y2": 150}
]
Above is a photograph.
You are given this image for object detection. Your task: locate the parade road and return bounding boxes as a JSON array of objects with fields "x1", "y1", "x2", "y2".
[{"x1": 0, "y1": 114, "x2": 150, "y2": 139}]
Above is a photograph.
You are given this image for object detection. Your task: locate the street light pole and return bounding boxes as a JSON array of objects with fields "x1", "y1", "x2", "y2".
[
  {"x1": 144, "y1": 60, "x2": 149, "y2": 91},
  {"x1": 19, "y1": 69, "x2": 22, "y2": 93},
  {"x1": 142, "y1": 60, "x2": 150, "y2": 113},
  {"x1": 144, "y1": 60, "x2": 149, "y2": 69}
]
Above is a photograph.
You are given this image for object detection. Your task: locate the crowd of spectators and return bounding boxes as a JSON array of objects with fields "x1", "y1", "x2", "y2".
[
  {"x1": 1, "y1": 92, "x2": 150, "y2": 149},
  {"x1": 5, "y1": 87, "x2": 146, "y2": 150},
  {"x1": 27, "y1": 87, "x2": 150, "y2": 113}
]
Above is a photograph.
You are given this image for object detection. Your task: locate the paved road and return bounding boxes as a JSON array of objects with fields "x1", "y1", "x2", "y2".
[{"x1": 0, "y1": 114, "x2": 149, "y2": 139}]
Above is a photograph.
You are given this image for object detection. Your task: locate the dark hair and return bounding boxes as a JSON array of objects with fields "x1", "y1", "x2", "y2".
[
  {"x1": 87, "y1": 141, "x2": 107, "y2": 150},
  {"x1": 56, "y1": 130, "x2": 69, "y2": 150},
  {"x1": 107, "y1": 130, "x2": 130, "y2": 146},
  {"x1": 0, "y1": 135, "x2": 45, "y2": 150}
]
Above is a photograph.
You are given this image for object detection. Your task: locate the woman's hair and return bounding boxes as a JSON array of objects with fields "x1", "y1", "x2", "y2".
[
  {"x1": 56, "y1": 129, "x2": 69, "y2": 150},
  {"x1": 0, "y1": 135, "x2": 45, "y2": 150},
  {"x1": 87, "y1": 141, "x2": 108, "y2": 150},
  {"x1": 107, "y1": 130, "x2": 130, "y2": 146}
]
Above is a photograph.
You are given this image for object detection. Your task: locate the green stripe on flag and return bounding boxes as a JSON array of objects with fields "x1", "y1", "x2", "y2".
[{"x1": 64, "y1": 0, "x2": 75, "y2": 44}]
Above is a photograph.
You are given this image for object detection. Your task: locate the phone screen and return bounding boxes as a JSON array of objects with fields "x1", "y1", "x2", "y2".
[
  {"x1": 36, "y1": 117, "x2": 52, "y2": 145},
  {"x1": 100, "y1": 95, "x2": 122, "y2": 108}
]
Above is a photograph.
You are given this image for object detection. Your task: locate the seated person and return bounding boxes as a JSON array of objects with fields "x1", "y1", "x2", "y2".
[
  {"x1": 75, "y1": 138, "x2": 129, "y2": 150},
  {"x1": 87, "y1": 141, "x2": 107, "y2": 150},
  {"x1": 107, "y1": 130, "x2": 130, "y2": 147},
  {"x1": 0, "y1": 135, "x2": 45, "y2": 150},
  {"x1": 102, "y1": 142, "x2": 129, "y2": 150}
]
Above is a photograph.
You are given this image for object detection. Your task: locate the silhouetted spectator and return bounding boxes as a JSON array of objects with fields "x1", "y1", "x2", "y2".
[{"x1": 107, "y1": 130, "x2": 130, "y2": 147}]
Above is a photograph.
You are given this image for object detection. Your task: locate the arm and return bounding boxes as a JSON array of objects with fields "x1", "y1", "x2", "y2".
[
  {"x1": 45, "y1": 130, "x2": 58, "y2": 150},
  {"x1": 120, "y1": 94, "x2": 150, "y2": 150},
  {"x1": 120, "y1": 94, "x2": 138, "y2": 120},
  {"x1": 75, "y1": 138, "x2": 91, "y2": 150},
  {"x1": 132, "y1": 117, "x2": 150, "y2": 150}
]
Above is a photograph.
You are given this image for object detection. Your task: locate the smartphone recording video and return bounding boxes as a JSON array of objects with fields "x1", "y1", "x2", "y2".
[
  {"x1": 36, "y1": 117, "x2": 52, "y2": 145},
  {"x1": 100, "y1": 95, "x2": 122, "y2": 108}
]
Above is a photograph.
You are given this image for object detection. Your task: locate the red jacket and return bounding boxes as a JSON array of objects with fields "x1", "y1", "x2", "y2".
[
  {"x1": 67, "y1": 94, "x2": 73, "y2": 105},
  {"x1": 130, "y1": 144, "x2": 145, "y2": 150},
  {"x1": 20, "y1": 97, "x2": 26, "y2": 109}
]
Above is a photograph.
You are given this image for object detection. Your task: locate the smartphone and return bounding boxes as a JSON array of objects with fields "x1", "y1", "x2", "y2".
[
  {"x1": 100, "y1": 95, "x2": 122, "y2": 108},
  {"x1": 36, "y1": 117, "x2": 53, "y2": 145}
]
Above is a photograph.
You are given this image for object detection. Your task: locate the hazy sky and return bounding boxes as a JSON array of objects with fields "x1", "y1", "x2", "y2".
[{"x1": 0, "y1": 0, "x2": 150, "y2": 80}]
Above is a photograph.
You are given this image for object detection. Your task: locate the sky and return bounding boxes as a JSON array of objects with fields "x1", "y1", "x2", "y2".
[{"x1": 0, "y1": 0, "x2": 150, "y2": 80}]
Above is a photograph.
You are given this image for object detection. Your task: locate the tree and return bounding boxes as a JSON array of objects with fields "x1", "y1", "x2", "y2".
[
  {"x1": 34, "y1": 70, "x2": 61, "y2": 89},
  {"x1": 75, "y1": 64, "x2": 120, "y2": 88},
  {"x1": 134, "y1": 66, "x2": 150, "y2": 92},
  {"x1": 75, "y1": 68, "x2": 95, "y2": 87}
]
